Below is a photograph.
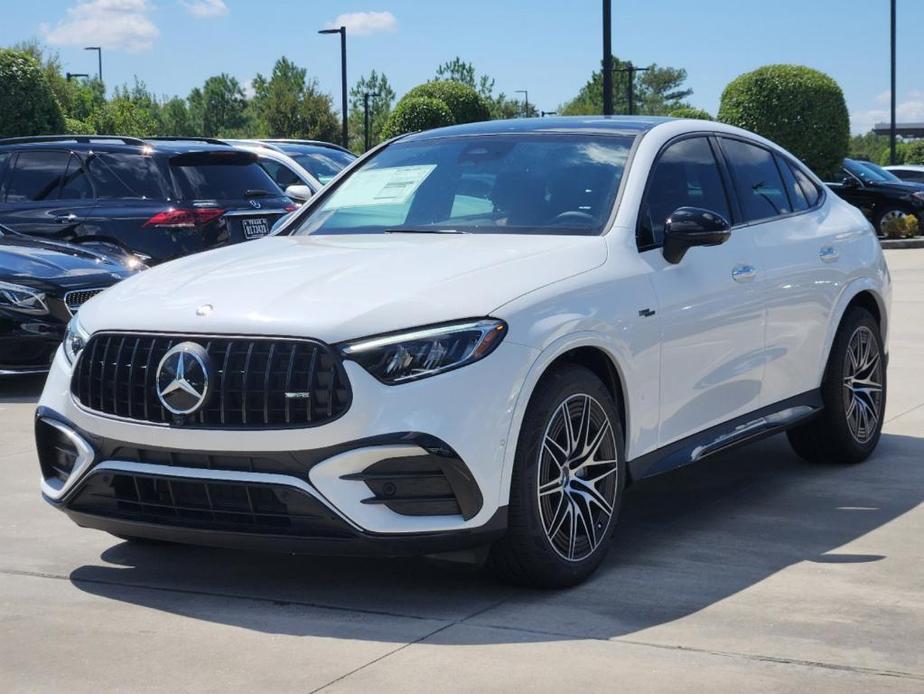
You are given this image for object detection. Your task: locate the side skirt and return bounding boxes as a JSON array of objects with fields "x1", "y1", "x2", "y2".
[{"x1": 628, "y1": 390, "x2": 823, "y2": 481}]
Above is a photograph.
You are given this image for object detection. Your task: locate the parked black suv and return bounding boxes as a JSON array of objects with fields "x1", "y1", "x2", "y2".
[
  {"x1": 0, "y1": 136, "x2": 296, "y2": 264},
  {"x1": 826, "y1": 158, "x2": 924, "y2": 235}
]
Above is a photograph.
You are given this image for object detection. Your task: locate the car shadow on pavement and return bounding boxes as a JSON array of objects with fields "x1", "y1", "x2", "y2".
[
  {"x1": 0, "y1": 374, "x2": 46, "y2": 403},
  {"x1": 69, "y1": 431, "x2": 924, "y2": 643}
]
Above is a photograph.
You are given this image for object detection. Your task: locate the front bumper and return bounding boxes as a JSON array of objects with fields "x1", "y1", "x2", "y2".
[{"x1": 37, "y1": 338, "x2": 536, "y2": 552}]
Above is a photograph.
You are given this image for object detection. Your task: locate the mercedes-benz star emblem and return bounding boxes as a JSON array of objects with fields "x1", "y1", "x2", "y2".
[
  {"x1": 155, "y1": 342, "x2": 212, "y2": 416},
  {"x1": 249, "y1": 199, "x2": 261, "y2": 209}
]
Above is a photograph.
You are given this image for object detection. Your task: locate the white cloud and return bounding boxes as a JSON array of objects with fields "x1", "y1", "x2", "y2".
[
  {"x1": 852, "y1": 92, "x2": 924, "y2": 134},
  {"x1": 324, "y1": 11, "x2": 397, "y2": 37},
  {"x1": 40, "y1": 0, "x2": 159, "y2": 52},
  {"x1": 181, "y1": 0, "x2": 228, "y2": 18}
]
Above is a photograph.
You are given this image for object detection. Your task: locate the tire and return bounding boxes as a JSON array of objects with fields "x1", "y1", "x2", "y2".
[
  {"x1": 488, "y1": 364, "x2": 626, "y2": 588},
  {"x1": 873, "y1": 207, "x2": 909, "y2": 237},
  {"x1": 787, "y1": 307, "x2": 886, "y2": 464}
]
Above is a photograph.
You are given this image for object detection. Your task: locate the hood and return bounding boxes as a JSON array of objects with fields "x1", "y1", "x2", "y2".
[
  {"x1": 864, "y1": 180, "x2": 924, "y2": 194},
  {"x1": 0, "y1": 235, "x2": 133, "y2": 291},
  {"x1": 78, "y1": 233, "x2": 607, "y2": 342}
]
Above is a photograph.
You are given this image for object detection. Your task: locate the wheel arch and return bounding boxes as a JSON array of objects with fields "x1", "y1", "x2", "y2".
[{"x1": 818, "y1": 280, "x2": 890, "y2": 385}]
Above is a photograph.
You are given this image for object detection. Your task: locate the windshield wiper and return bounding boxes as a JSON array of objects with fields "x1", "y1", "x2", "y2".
[
  {"x1": 244, "y1": 189, "x2": 275, "y2": 198},
  {"x1": 384, "y1": 227, "x2": 466, "y2": 234}
]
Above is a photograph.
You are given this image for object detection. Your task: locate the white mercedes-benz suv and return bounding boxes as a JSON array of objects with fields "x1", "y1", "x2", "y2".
[{"x1": 36, "y1": 117, "x2": 891, "y2": 587}]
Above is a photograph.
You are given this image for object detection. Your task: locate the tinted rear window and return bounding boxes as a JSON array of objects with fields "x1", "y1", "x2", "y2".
[
  {"x1": 87, "y1": 153, "x2": 169, "y2": 199},
  {"x1": 169, "y1": 152, "x2": 282, "y2": 200},
  {"x1": 5, "y1": 151, "x2": 69, "y2": 202}
]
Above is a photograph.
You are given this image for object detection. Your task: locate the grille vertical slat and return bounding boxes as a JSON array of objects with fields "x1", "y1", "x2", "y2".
[{"x1": 72, "y1": 333, "x2": 350, "y2": 429}]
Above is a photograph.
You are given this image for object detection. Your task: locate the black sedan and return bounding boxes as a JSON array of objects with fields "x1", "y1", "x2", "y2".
[
  {"x1": 826, "y1": 159, "x2": 924, "y2": 235},
  {"x1": 1, "y1": 225, "x2": 140, "y2": 374}
]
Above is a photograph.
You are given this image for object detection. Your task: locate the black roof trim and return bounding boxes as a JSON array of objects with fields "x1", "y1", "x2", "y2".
[{"x1": 0, "y1": 134, "x2": 147, "y2": 147}]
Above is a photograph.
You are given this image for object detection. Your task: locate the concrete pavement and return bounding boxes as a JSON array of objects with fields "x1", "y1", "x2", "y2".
[{"x1": 1, "y1": 250, "x2": 922, "y2": 693}]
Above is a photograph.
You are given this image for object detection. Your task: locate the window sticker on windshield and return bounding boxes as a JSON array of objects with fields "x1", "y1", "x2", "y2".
[{"x1": 329, "y1": 165, "x2": 436, "y2": 208}]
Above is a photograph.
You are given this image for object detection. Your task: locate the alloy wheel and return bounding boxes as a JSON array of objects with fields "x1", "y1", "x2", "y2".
[
  {"x1": 537, "y1": 394, "x2": 619, "y2": 562},
  {"x1": 878, "y1": 209, "x2": 905, "y2": 235},
  {"x1": 842, "y1": 325, "x2": 884, "y2": 444}
]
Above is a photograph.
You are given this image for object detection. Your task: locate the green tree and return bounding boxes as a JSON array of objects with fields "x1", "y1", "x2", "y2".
[
  {"x1": 349, "y1": 70, "x2": 396, "y2": 151},
  {"x1": 158, "y1": 97, "x2": 195, "y2": 136},
  {"x1": 383, "y1": 96, "x2": 453, "y2": 138},
  {"x1": 0, "y1": 48, "x2": 64, "y2": 137},
  {"x1": 90, "y1": 97, "x2": 158, "y2": 136},
  {"x1": 402, "y1": 80, "x2": 490, "y2": 125},
  {"x1": 560, "y1": 57, "x2": 693, "y2": 116},
  {"x1": 434, "y1": 57, "x2": 537, "y2": 119},
  {"x1": 718, "y1": 65, "x2": 849, "y2": 178},
  {"x1": 880, "y1": 140, "x2": 924, "y2": 166},
  {"x1": 251, "y1": 57, "x2": 339, "y2": 142},
  {"x1": 849, "y1": 131, "x2": 889, "y2": 162},
  {"x1": 188, "y1": 73, "x2": 247, "y2": 137}
]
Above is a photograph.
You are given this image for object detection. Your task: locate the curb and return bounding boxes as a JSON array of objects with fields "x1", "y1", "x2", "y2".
[{"x1": 879, "y1": 238, "x2": 924, "y2": 249}]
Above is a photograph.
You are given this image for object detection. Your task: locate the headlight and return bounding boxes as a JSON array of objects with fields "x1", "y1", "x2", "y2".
[
  {"x1": 912, "y1": 191, "x2": 924, "y2": 202},
  {"x1": 63, "y1": 317, "x2": 89, "y2": 366},
  {"x1": 340, "y1": 318, "x2": 507, "y2": 384},
  {"x1": 0, "y1": 280, "x2": 48, "y2": 315}
]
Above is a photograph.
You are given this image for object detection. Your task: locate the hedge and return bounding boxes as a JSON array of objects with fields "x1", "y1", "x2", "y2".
[
  {"x1": 402, "y1": 80, "x2": 490, "y2": 125},
  {"x1": 0, "y1": 48, "x2": 65, "y2": 137},
  {"x1": 383, "y1": 96, "x2": 454, "y2": 138},
  {"x1": 718, "y1": 65, "x2": 849, "y2": 178},
  {"x1": 668, "y1": 106, "x2": 713, "y2": 121}
]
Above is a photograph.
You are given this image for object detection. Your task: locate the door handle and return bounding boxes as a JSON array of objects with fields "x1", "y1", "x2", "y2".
[
  {"x1": 731, "y1": 264, "x2": 757, "y2": 282},
  {"x1": 53, "y1": 213, "x2": 77, "y2": 224},
  {"x1": 819, "y1": 246, "x2": 839, "y2": 263}
]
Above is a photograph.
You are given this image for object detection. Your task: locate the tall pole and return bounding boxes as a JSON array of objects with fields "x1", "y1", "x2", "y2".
[
  {"x1": 516, "y1": 90, "x2": 529, "y2": 117},
  {"x1": 602, "y1": 0, "x2": 613, "y2": 115},
  {"x1": 626, "y1": 63, "x2": 634, "y2": 116},
  {"x1": 890, "y1": 0, "x2": 897, "y2": 164},
  {"x1": 363, "y1": 91, "x2": 379, "y2": 152},
  {"x1": 84, "y1": 46, "x2": 102, "y2": 83},
  {"x1": 318, "y1": 27, "x2": 348, "y2": 148}
]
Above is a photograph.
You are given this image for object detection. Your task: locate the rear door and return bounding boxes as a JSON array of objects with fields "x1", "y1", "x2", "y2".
[
  {"x1": 0, "y1": 150, "x2": 96, "y2": 240},
  {"x1": 639, "y1": 135, "x2": 766, "y2": 446},
  {"x1": 168, "y1": 150, "x2": 293, "y2": 245}
]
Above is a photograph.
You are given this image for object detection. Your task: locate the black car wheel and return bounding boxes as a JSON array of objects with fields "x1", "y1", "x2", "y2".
[
  {"x1": 874, "y1": 207, "x2": 910, "y2": 236},
  {"x1": 488, "y1": 364, "x2": 625, "y2": 588}
]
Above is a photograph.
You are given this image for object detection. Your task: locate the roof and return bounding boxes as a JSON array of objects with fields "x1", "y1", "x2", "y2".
[
  {"x1": 400, "y1": 115, "x2": 676, "y2": 142},
  {"x1": 872, "y1": 122, "x2": 924, "y2": 138},
  {"x1": 0, "y1": 135, "x2": 235, "y2": 155}
]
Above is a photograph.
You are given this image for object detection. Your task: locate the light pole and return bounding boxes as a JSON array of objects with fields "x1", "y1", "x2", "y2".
[
  {"x1": 318, "y1": 26, "x2": 348, "y2": 149},
  {"x1": 890, "y1": 0, "x2": 897, "y2": 164},
  {"x1": 602, "y1": 0, "x2": 613, "y2": 115},
  {"x1": 614, "y1": 63, "x2": 651, "y2": 115},
  {"x1": 515, "y1": 89, "x2": 529, "y2": 117},
  {"x1": 363, "y1": 91, "x2": 379, "y2": 152},
  {"x1": 84, "y1": 46, "x2": 102, "y2": 82},
  {"x1": 66, "y1": 72, "x2": 89, "y2": 82}
]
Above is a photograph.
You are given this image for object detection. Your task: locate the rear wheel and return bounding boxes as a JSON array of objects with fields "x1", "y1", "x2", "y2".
[
  {"x1": 787, "y1": 307, "x2": 885, "y2": 463},
  {"x1": 489, "y1": 365, "x2": 625, "y2": 588},
  {"x1": 874, "y1": 207, "x2": 909, "y2": 236}
]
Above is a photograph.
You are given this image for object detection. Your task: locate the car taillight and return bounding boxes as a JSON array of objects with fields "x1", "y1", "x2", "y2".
[{"x1": 143, "y1": 208, "x2": 226, "y2": 229}]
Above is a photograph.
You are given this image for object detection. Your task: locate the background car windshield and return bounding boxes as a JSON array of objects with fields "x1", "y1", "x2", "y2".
[
  {"x1": 292, "y1": 134, "x2": 634, "y2": 236},
  {"x1": 845, "y1": 159, "x2": 894, "y2": 184},
  {"x1": 854, "y1": 160, "x2": 902, "y2": 183},
  {"x1": 291, "y1": 149, "x2": 355, "y2": 184}
]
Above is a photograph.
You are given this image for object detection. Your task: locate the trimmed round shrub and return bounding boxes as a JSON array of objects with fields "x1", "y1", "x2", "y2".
[
  {"x1": 668, "y1": 106, "x2": 713, "y2": 121},
  {"x1": 0, "y1": 48, "x2": 65, "y2": 137},
  {"x1": 718, "y1": 65, "x2": 849, "y2": 178},
  {"x1": 383, "y1": 96, "x2": 454, "y2": 138},
  {"x1": 403, "y1": 80, "x2": 490, "y2": 125}
]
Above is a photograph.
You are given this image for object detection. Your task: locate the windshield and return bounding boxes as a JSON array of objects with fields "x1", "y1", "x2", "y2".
[
  {"x1": 845, "y1": 159, "x2": 899, "y2": 184},
  {"x1": 290, "y1": 149, "x2": 356, "y2": 184},
  {"x1": 291, "y1": 134, "x2": 634, "y2": 236}
]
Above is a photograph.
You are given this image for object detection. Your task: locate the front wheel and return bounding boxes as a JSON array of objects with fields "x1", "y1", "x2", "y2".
[
  {"x1": 488, "y1": 365, "x2": 625, "y2": 588},
  {"x1": 874, "y1": 207, "x2": 910, "y2": 237},
  {"x1": 787, "y1": 307, "x2": 886, "y2": 463}
]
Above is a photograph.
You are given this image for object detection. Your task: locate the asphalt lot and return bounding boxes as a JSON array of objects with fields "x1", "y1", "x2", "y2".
[{"x1": 1, "y1": 249, "x2": 922, "y2": 693}]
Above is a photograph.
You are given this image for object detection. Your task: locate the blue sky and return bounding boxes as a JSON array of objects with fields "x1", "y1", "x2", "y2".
[{"x1": 1, "y1": 0, "x2": 922, "y2": 133}]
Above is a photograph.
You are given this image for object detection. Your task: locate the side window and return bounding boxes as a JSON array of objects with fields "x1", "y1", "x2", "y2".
[
  {"x1": 638, "y1": 137, "x2": 731, "y2": 248},
  {"x1": 720, "y1": 138, "x2": 790, "y2": 222},
  {"x1": 789, "y1": 161, "x2": 821, "y2": 207},
  {"x1": 59, "y1": 155, "x2": 94, "y2": 200},
  {"x1": 5, "y1": 151, "x2": 70, "y2": 203},
  {"x1": 87, "y1": 153, "x2": 168, "y2": 200},
  {"x1": 775, "y1": 155, "x2": 808, "y2": 212},
  {"x1": 259, "y1": 160, "x2": 301, "y2": 190}
]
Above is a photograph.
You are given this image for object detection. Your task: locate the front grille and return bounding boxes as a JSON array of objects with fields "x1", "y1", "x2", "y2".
[
  {"x1": 68, "y1": 471, "x2": 353, "y2": 537},
  {"x1": 64, "y1": 288, "x2": 106, "y2": 315},
  {"x1": 71, "y1": 333, "x2": 351, "y2": 428}
]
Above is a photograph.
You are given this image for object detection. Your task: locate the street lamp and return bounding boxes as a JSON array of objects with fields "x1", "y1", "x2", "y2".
[
  {"x1": 66, "y1": 72, "x2": 89, "y2": 82},
  {"x1": 318, "y1": 26, "x2": 348, "y2": 149},
  {"x1": 84, "y1": 46, "x2": 102, "y2": 82},
  {"x1": 515, "y1": 89, "x2": 529, "y2": 117},
  {"x1": 613, "y1": 62, "x2": 651, "y2": 115},
  {"x1": 363, "y1": 91, "x2": 379, "y2": 152},
  {"x1": 540, "y1": 111, "x2": 558, "y2": 118},
  {"x1": 602, "y1": 0, "x2": 613, "y2": 115},
  {"x1": 890, "y1": 0, "x2": 897, "y2": 164}
]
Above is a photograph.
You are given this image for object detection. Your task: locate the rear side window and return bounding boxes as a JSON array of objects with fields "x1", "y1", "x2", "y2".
[
  {"x1": 775, "y1": 155, "x2": 808, "y2": 212},
  {"x1": 720, "y1": 138, "x2": 790, "y2": 222},
  {"x1": 789, "y1": 162, "x2": 821, "y2": 207},
  {"x1": 170, "y1": 152, "x2": 281, "y2": 200},
  {"x1": 5, "y1": 151, "x2": 69, "y2": 202},
  {"x1": 638, "y1": 136, "x2": 731, "y2": 248},
  {"x1": 87, "y1": 153, "x2": 169, "y2": 200},
  {"x1": 59, "y1": 155, "x2": 93, "y2": 200}
]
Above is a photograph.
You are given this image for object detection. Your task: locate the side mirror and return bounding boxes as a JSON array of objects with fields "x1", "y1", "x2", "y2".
[
  {"x1": 662, "y1": 207, "x2": 731, "y2": 264},
  {"x1": 284, "y1": 184, "x2": 313, "y2": 204},
  {"x1": 842, "y1": 176, "x2": 860, "y2": 189}
]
